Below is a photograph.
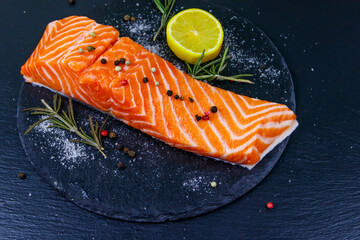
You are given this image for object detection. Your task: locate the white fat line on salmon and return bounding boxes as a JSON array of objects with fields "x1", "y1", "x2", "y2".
[
  {"x1": 39, "y1": 66, "x2": 59, "y2": 88},
  {"x1": 156, "y1": 57, "x2": 197, "y2": 147},
  {"x1": 223, "y1": 120, "x2": 295, "y2": 157},
  {"x1": 142, "y1": 128, "x2": 167, "y2": 140},
  {"x1": 179, "y1": 71, "x2": 217, "y2": 154},
  {"x1": 139, "y1": 66, "x2": 156, "y2": 123},
  {"x1": 192, "y1": 78, "x2": 232, "y2": 152},
  {"x1": 237, "y1": 95, "x2": 278, "y2": 109},
  {"x1": 143, "y1": 57, "x2": 171, "y2": 138},
  {"x1": 228, "y1": 92, "x2": 288, "y2": 119}
]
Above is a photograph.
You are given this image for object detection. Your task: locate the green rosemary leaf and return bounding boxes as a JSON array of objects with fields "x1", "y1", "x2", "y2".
[
  {"x1": 24, "y1": 116, "x2": 54, "y2": 135},
  {"x1": 218, "y1": 46, "x2": 229, "y2": 74},
  {"x1": 153, "y1": 0, "x2": 175, "y2": 41},
  {"x1": 185, "y1": 61, "x2": 193, "y2": 75}
]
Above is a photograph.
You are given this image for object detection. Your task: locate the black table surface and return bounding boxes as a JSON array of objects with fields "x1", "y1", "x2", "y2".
[{"x1": 0, "y1": 0, "x2": 359, "y2": 239}]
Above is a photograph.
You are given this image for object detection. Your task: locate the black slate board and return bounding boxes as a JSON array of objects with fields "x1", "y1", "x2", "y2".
[{"x1": 16, "y1": 0, "x2": 296, "y2": 222}]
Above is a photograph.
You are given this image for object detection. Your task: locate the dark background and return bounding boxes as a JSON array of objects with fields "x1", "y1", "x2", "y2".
[{"x1": 0, "y1": 0, "x2": 359, "y2": 239}]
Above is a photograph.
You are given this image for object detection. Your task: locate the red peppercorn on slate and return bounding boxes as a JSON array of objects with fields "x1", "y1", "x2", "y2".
[{"x1": 21, "y1": 16, "x2": 298, "y2": 169}]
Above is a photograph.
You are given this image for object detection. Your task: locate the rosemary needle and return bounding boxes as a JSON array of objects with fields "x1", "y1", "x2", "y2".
[
  {"x1": 23, "y1": 94, "x2": 108, "y2": 158},
  {"x1": 186, "y1": 46, "x2": 254, "y2": 84},
  {"x1": 153, "y1": 0, "x2": 176, "y2": 41}
]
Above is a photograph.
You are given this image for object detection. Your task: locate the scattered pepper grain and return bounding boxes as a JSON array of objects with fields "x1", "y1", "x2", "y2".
[
  {"x1": 180, "y1": 96, "x2": 184, "y2": 100},
  {"x1": 167, "y1": 90, "x2": 173, "y2": 96},
  {"x1": 196, "y1": 115, "x2": 201, "y2": 121},
  {"x1": 114, "y1": 60, "x2": 120, "y2": 66},
  {"x1": 125, "y1": 60, "x2": 131, "y2": 66},
  {"x1": 151, "y1": 67, "x2": 156, "y2": 73},
  {"x1": 128, "y1": 150, "x2": 136, "y2": 157},
  {"x1": 120, "y1": 58, "x2": 126, "y2": 64},
  {"x1": 130, "y1": 16, "x2": 136, "y2": 22},
  {"x1": 100, "y1": 58, "x2": 107, "y2": 64},
  {"x1": 109, "y1": 132, "x2": 116, "y2": 139},
  {"x1": 174, "y1": 95, "x2": 179, "y2": 100},
  {"x1": 117, "y1": 162, "x2": 126, "y2": 170},
  {"x1": 123, "y1": 15, "x2": 131, "y2": 21},
  {"x1": 210, "y1": 181, "x2": 217, "y2": 188},
  {"x1": 155, "y1": 81, "x2": 160, "y2": 86},
  {"x1": 115, "y1": 66, "x2": 122, "y2": 72},
  {"x1": 87, "y1": 45, "x2": 95, "y2": 52},
  {"x1": 143, "y1": 77, "x2": 149, "y2": 83},
  {"x1": 90, "y1": 31, "x2": 96, "y2": 38},
  {"x1": 211, "y1": 106, "x2": 218, "y2": 113},
  {"x1": 18, "y1": 172, "x2": 26, "y2": 179},
  {"x1": 189, "y1": 97, "x2": 194, "y2": 102},
  {"x1": 116, "y1": 144, "x2": 123, "y2": 150},
  {"x1": 123, "y1": 147, "x2": 129, "y2": 154},
  {"x1": 78, "y1": 48, "x2": 84, "y2": 53}
]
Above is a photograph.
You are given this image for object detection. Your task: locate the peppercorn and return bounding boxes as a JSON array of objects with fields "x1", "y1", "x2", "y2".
[
  {"x1": 189, "y1": 97, "x2": 194, "y2": 102},
  {"x1": 123, "y1": 15, "x2": 131, "y2": 21},
  {"x1": 122, "y1": 80, "x2": 128, "y2": 86},
  {"x1": 151, "y1": 67, "x2": 156, "y2": 73},
  {"x1": 115, "y1": 66, "x2": 122, "y2": 72},
  {"x1": 101, "y1": 130, "x2": 108, "y2": 137},
  {"x1": 123, "y1": 147, "x2": 129, "y2": 154},
  {"x1": 78, "y1": 48, "x2": 84, "y2": 53},
  {"x1": 180, "y1": 96, "x2": 184, "y2": 100},
  {"x1": 18, "y1": 172, "x2": 26, "y2": 179},
  {"x1": 116, "y1": 144, "x2": 123, "y2": 150},
  {"x1": 90, "y1": 32, "x2": 96, "y2": 38},
  {"x1": 210, "y1": 181, "x2": 217, "y2": 187},
  {"x1": 117, "y1": 162, "x2": 126, "y2": 170},
  {"x1": 143, "y1": 77, "x2": 149, "y2": 83},
  {"x1": 174, "y1": 95, "x2": 179, "y2": 99},
  {"x1": 87, "y1": 45, "x2": 95, "y2": 52},
  {"x1": 125, "y1": 60, "x2": 131, "y2": 66},
  {"x1": 167, "y1": 90, "x2": 173, "y2": 96},
  {"x1": 120, "y1": 58, "x2": 126, "y2": 64},
  {"x1": 100, "y1": 58, "x2": 107, "y2": 64},
  {"x1": 202, "y1": 115, "x2": 209, "y2": 120},
  {"x1": 109, "y1": 132, "x2": 116, "y2": 139},
  {"x1": 195, "y1": 115, "x2": 201, "y2": 121},
  {"x1": 114, "y1": 60, "x2": 120, "y2": 66},
  {"x1": 128, "y1": 150, "x2": 136, "y2": 157},
  {"x1": 130, "y1": 16, "x2": 136, "y2": 22},
  {"x1": 211, "y1": 106, "x2": 218, "y2": 113},
  {"x1": 204, "y1": 111, "x2": 211, "y2": 116},
  {"x1": 266, "y1": 202, "x2": 274, "y2": 209},
  {"x1": 155, "y1": 81, "x2": 159, "y2": 86}
]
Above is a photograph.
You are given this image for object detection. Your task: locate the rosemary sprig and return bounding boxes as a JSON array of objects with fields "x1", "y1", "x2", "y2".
[
  {"x1": 23, "y1": 94, "x2": 108, "y2": 158},
  {"x1": 186, "y1": 46, "x2": 254, "y2": 84},
  {"x1": 153, "y1": 0, "x2": 175, "y2": 41}
]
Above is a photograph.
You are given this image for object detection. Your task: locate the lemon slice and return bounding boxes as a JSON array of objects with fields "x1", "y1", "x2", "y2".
[{"x1": 166, "y1": 8, "x2": 224, "y2": 64}]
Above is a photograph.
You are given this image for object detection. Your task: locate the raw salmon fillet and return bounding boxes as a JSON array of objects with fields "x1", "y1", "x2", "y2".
[{"x1": 21, "y1": 16, "x2": 298, "y2": 169}]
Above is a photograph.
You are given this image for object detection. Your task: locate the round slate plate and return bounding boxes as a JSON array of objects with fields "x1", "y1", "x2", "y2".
[{"x1": 17, "y1": 0, "x2": 296, "y2": 222}]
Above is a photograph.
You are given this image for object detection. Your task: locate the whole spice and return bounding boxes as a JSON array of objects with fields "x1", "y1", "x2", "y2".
[
  {"x1": 123, "y1": 15, "x2": 131, "y2": 21},
  {"x1": 122, "y1": 80, "x2": 128, "y2": 86},
  {"x1": 125, "y1": 60, "x2": 131, "y2": 66},
  {"x1": 117, "y1": 162, "x2": 126, "y2": 170},
  {"x1": 123, "y1": 147, "x2": 129, "y2": 154},
  {"x1": 211, "y1": 106, "x2": 218, "y2": 113},
  {"x1": 180, "y1": 96, "x2": 184, "y2": 100},
  {"x1": 143, "y1": 77, "x2": 149, "y2": 83},
  {"x1": 114, "y1": 60, "x2": 120, "y2": 66},
  {"x1": 120, "y1": 58, "x2": 126, "y2": 64},
  {"x1": 266, "y1": 202, "x2": 274, "y2": 209},
  {"x1": 78, "y1": 48, "x2": 84, "y2": 53},
  {"x1": 101, "y1": 130, "x2": 108, "y2": 137},
  {"x1": 195, "y1": 115, "x2": 201, "y2": 121},
  {"x1": 23, "y1": 94, "x2": 108, "y2": 157},
  {"x1": 189, "y1": 97, "x2": 194, "y2": 102},
  {"x1": 210, "y1": 181, "x2": 217, "y2": 188},
  {"x1": 202, "y1": 115, "x2": 209, "y2": 121},
  {"x1": 116, "y1": 144, "x2": 123, "y2": 150},
  {"x1": 18, "y1": 172, "x2": 26, "y2": 179},
  {"x1": 128, "y1": 150, "x2": 136, "y2": 157},
  {"x1": 90, "y1": 32, "x2": 96, "y2": 38},
  {"x1": 115, "y1": 66, "x2": 122, "y2": 72},
  {"x1": 155, "y1": 81, "x2": 160, "y2": 86},
  {"x1": 100, "y1": 58, "x2": 107, "y2": 64},
  {"x1": 174, "y1": 95, "x2": 179, "y2": 100},
  {"x1": 204, "y1": 111, "x2": 211, "y2": 116},
  {"x1": 130, "y1": 16, "x2": 136, "y2": 22},
  {"x1": 109, "y1": 132, "x2": 116, "y2": 139},
  {"x1": 87, "y1": 45, "x2": 95, "y2": 52},
  {"x1": 167, "y1": 90, "x2": 173, "y2": 96},
  {"x1": 153, "y1": 0, "x2": 176, "y2": 41},
  {"x1": 151, "y1": 67, "x2": 156, "y2": 73}
]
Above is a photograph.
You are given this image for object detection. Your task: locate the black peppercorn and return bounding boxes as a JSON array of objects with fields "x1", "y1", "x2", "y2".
[
  {"x1": 114, "y1": 60, "x2": 120, "y2": 66},
  {"x1": 180, "y1": 96, "x2": 184, "y2": 100},
  {"x1": 211, "y1": 106, "x2": 218, "y2": 113},
  {"x1": 100, "y1": 58, "x2": 107, "y2": 64},
  {"x1": 143, "y1": 77, "x2": 149, "y2": 83},
  {"x1": 167, "y1": 90, "x2": 173, "y2": 96},
  {"x1": 117, "y1": 162, "x2": 126, "y2": 170},
  {"x1": 196, "y1": 115, "x2": 202, "y2": 121},
  {"x1": 120, "y1": 58, "x2": 126, "y2": 64},
  {"x1": 189, "y1": 97, "x2": 194, "y2": 102},
  {"x1": 174, "y1": 95, "x2": 179, "y2": 99}
]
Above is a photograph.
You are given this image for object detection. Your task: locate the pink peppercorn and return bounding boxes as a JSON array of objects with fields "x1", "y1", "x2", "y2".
[
  {"x1": 122, "y1": 80, "x2": 128, "y2": 86},
  {"x1": 204, "y1": 111, "x2": 211, "y2": 115},
  {"x1": 202, "y1": 115, "x2": 209, "y2": 120}
]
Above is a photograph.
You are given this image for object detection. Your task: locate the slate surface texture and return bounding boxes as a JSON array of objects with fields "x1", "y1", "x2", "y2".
[{"x1": 0, "y1": 0, "x2": 359, "y2": 239}]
